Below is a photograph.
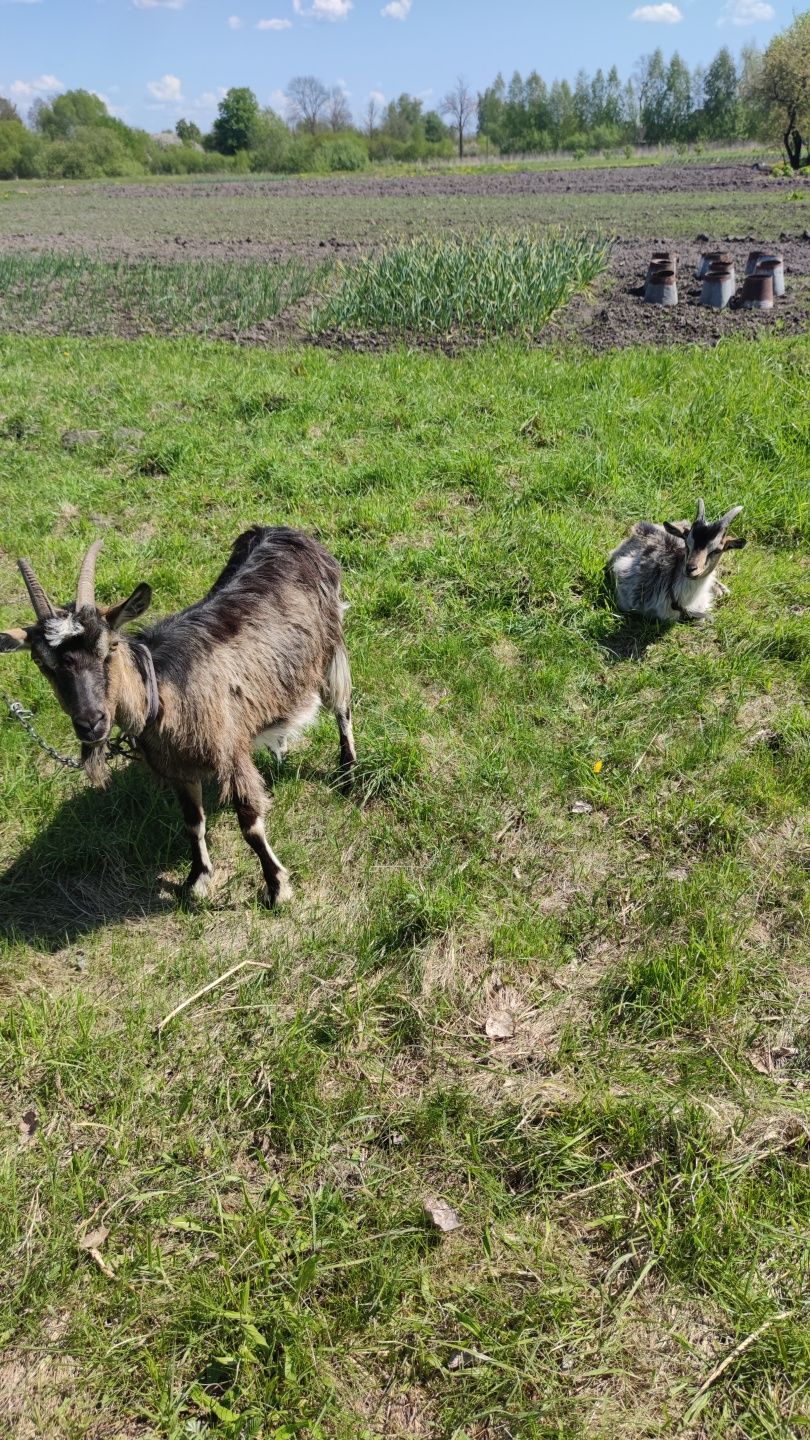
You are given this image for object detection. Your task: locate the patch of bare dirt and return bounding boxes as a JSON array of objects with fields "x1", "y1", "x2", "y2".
[
  {"x1": 0, "y1": 1348, "x2": 148, "y2": 1440},
  {"x1": 82, "y1": 161, "x2": 810, "y2": 203},
  {"x1": 545, "y1": 234, "x2": 810, "y2": 352}
]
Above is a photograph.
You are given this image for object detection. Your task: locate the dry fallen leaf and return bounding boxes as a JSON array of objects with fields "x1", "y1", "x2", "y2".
[
  {"x1": 78, "y1": 1225, "x2": 109, "y2": 1251},
  {"x1": 19, "y1": 1108, "x2": 38, "y2": 1144},
  {"x1": 423, "y1": 1200, "x2": 461, "y2": 1234},
  {"x1": 485, "y1": 1009, "x2": 515, "y2": 1041},
  {"x1": 666, "y1": 868, "x2": 689, "y2": 882},
  {"x1": 571, "y1": 800, "x2": 593, "y2": 815}
]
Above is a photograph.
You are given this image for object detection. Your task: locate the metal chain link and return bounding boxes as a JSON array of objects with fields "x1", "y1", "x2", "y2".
[{"x1": 2, "y1": 691, "x2": 139, "y2": 772}]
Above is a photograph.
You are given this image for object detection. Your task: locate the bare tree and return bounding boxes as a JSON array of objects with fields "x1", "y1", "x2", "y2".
[
  {"x1": 440, "y1": 75, "x2": 476, "y2": 159},
  {"x1": 287, "y1": 75, "x2": 329, "y2": 135},
  {"x1": 365, "y1": 94, "x2": 379, "y2": 139},
  {"x1": 327, "y1": 86, "x2": 352, "y2": 133}
]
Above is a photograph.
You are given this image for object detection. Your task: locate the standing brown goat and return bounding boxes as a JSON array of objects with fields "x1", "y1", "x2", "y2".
[{"x1": 0, "y1": 527, "x2": 356, "y2": 906}]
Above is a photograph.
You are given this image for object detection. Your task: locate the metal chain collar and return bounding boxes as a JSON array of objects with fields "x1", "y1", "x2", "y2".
[{"x1": 2, "y1": 691, "x2": 140, "y2": 772}]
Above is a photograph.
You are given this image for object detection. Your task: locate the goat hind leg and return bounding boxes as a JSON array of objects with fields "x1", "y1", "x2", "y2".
[
  {"x1": 230, "y1": 757, "x2": 292, "y2": 907},
  {"x1": 175, "y1": 780, "x2": 214, "y2": 898},
  {"x1": 326, "y1": 643, "x2": 356, "y2": 781}
]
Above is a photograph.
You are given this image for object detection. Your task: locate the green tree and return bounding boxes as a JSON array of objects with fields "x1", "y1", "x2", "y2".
[
  {"x1": 382, "y1": 93, "x2": 423, "y2": 141},
  {"x1": 604, "y1": 66, "x2": 623, "y2": 128},
  {"x1": 477, "y1": 73, "x2": 506, "y2": 147},
  {"x1": 758, "y1": 9, "x2": 810, "y2": 169},
  {"x1": 33, "y1": 89, "x2": 109, "y2": 139},
  {"x1": 209, "y1": 87, "x2": 260, "y2": 154},
  {"x1": 0, "y1": 96, "x2": 21, "y2": 124},
  {"x1": 703, "y1": 48, "x2": 739, "y2": 140},
  {"x1": 548, "y1": 79, "x2": 576, "y2": 146},
  {"x1": 573, "y1": 69, "x2": 592, "y2": 131},
  {"x1": 423, "y1": 111, "x2": 446, "y2": 143},
  {"x1": 637, "y1": 49, "x2": 668, "y2": 142},
  {"x1": 249, "y1": 107, "x2": 291, "y2": 171},
  {"x1": 176, "y1": 118, "x2": 203, "y2": 145},
  {"x1": 738, "y1": 41, "x2": 765, "y2": 139},
  {"x1": 0, "y1": 119, "x2": 41, "y2": 177},
  {"x1": 665, "y1": 52, "x2": 693, "y2": 141}
]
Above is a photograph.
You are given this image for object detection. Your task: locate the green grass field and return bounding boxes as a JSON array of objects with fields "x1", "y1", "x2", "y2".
[{"x1": 1, "y1": 334, "x2": 809, "y2": 1439}]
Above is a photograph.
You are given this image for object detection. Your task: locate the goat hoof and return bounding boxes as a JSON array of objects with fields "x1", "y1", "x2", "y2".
[
  {"x1": 336, "y1": 762, "x2": 355, "y2": 795},
  {"x1": 188, "y1": 870, "x2": 215, "y2": 899},
  {"x1": 177, "y1": 869, "x2": 215, "y2": 904},
  {"x1": 266, "y1": 871, "x2": 293, "y2": 907}
]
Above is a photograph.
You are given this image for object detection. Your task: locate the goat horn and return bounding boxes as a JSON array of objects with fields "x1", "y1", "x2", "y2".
[
  {"x1": 75, "y1": 538, "x2": 104, "y2": 610},
  {"x1": 718, "y1": 504, "x2": 743, "y2": 529},
  {"x1": 17, "y1": 559, "x2": 54, "y2": 620},
  {"x1": 695, "y1": 498, "x2": 705, "y2": 524}
]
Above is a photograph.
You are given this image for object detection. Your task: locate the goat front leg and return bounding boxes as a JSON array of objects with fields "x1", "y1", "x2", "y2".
[
  {"x1": 714, "y1": 577, "x2": 730, "y2": 598},
  {"x1": 230, "y1": 756, "x2": 292, "y2": 907},
  {"x1": 175, "y1": 780, "x2": 214, "y2": 898}
]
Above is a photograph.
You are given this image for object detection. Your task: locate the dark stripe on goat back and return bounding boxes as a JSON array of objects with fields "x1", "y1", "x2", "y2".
[{"x1": 205, "y1": 526, "x2": 341, "y2": 603}]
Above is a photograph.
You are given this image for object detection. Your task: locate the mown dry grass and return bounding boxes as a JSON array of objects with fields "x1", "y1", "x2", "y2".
[{"x1": 0, "y1": 335, "x2": 809, "y2": 1438}]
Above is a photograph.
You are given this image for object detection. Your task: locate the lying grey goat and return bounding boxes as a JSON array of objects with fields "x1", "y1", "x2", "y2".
[
  {"x1": 608, "y1": 499, "x2": 746, "y2": 622},
  {"x1": 0, "y1": 527, "x2": 356, "y2": 906}
]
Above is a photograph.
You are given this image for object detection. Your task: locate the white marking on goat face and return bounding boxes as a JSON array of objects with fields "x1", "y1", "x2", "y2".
[{"x1": 44, "y1": 614, "x2": 84, "y2": 647}]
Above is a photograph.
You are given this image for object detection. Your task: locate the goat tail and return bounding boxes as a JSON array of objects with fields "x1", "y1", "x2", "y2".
[{"x1": 324, "y1": 643, "x2": 352, "y2": 714}]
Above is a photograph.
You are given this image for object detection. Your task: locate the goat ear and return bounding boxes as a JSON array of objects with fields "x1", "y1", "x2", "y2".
[
  {"x1": 663, "y1": 520, "x2": 690, "y2": 539},
  {"x1": 0, "y1": 627, "x2": 32, "y2": 652},
  {"x1": 104, "y1": 583, "x2": 152, "y2": 631},
  {"x1": 722, "y1": 535, "x2": 747, "y2": 551}
]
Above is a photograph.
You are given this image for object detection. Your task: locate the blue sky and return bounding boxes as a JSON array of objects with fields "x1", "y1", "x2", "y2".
[{"x1": 1, "y1": 0, "x2": 785, "y2": 132}]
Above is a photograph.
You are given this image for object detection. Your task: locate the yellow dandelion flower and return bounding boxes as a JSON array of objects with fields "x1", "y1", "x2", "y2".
[{"x1": 593, "y1": 759, "x2": 603, "y2": 774}]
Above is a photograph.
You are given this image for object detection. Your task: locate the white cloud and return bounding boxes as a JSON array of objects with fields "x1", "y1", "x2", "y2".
[
  {"x1": 268, "y1": 87, "x2": 289, "y2": 114},
  {"x1": 381, "y1": 0, "x2": 411, "y2": 17},
  {"x1": 193, "y1": 86, "x2": 227, "y2": 109},
  {"x1": 228, "y1": 14, "x2": 243, "y2": 26},
  {"x1": 630, "y1": 2, "x2": 683, "y2": 20},
  {"x1": 134, "y1": 0, "x2": 187, "y2": 8},
  {"x1": 369, "y1": 88, "x2": 385, "y2": 105},
  {"x1": 257, "y1": 15, "x2": 292, "y2": 26},
  {"x1": 293, "y1": 0, "x2": 352, "y2": 18},
  {"x1": 146, "y1": 73, "x2": 184, "y2": 103},
  {"x1": 718, "y1": 0, "x2": 774, "y2": 24},
  {"x1": 8, "y1": 73, "x2": 62, "y2": 99}
]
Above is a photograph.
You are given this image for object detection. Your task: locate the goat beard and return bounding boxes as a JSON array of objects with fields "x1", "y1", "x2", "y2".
[{"x1": 81, "y1": 742, "x2": 111, "y2": 790}]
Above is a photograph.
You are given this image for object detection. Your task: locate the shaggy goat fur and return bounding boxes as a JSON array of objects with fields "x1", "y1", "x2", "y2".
[
  {"x1": 0, "y1": 526, "x2": 356, "y2": 906},
  {"x1": 608, "y1": 499, "x2": 746, "y2": 622}
]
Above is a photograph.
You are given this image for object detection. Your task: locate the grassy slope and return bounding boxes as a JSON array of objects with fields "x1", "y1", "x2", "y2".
[{"x1": 0, "y1": 335, "x2": 809, "y2": 1440}]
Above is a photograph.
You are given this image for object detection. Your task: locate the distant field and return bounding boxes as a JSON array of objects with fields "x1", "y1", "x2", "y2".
[
  {"x1": 0, "y1": 164, "x2": 805, "y2": 263},
  {"x1": 0, "y1": 161, "x2": 808, "y2": 350}
]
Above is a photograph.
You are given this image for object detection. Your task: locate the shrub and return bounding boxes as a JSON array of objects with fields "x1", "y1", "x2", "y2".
[
  {"x1": 325, "y1": 136, "x2": 369, "y2": 171},
  {"x1": 148, "y1": 146, "x2": 236, "y2": 175}
]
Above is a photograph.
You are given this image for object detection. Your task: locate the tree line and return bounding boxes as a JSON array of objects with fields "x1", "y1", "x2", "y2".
[
  {"x1": 477, "y1": 46, "x2": 765, "y2": 154},
  {"x1": 0, "y1": 11, "x2": 808, "y2": 181}
]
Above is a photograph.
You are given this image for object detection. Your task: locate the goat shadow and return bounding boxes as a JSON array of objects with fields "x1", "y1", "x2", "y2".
[
  {"x1": 588, "y1": 567, "x2": 672, "y2": 662},
  {"x1": 0, "y1": 764, "x2": 188, "y2": 952},
  {"x1": 0, "y1": 750, "x2": 341, "y2": 954},
  {"x1": 596, "y1": 612, "x2": 670, "y2": 662}
]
